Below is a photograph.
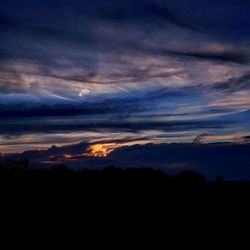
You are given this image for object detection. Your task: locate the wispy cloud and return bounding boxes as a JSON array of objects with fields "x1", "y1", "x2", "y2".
[{"x1": 1, "y1": 0, "x2": 250, "y2": 154}]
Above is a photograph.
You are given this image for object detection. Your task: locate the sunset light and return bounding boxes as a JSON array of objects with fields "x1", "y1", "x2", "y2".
[
  {"x1": 84, "y1": 144, "x2": 116, "y2": 158},
  {"x1": 1, "y1": 0, "x2": 250, "y2": 180},
  {"x1": 63, "y1": 154, "x2": 74, "y2": 159}
]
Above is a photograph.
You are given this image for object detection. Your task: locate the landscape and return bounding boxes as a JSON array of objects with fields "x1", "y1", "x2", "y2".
[{"x1": 1, "y1": 0, "x2": 250, "y2": 197}]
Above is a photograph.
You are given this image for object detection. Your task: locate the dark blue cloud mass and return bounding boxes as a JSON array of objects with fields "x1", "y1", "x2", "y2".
[{"x1": 3, "y1": 141, "x2": 250, "y2": 180}]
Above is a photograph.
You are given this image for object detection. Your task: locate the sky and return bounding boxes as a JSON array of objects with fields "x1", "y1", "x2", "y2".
[{"x1": 1, "y1": 0, "x2": 250, "y2": 179}]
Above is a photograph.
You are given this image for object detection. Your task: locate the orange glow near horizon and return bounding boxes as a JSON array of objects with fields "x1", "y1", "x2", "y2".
[
  {"x1": 63, "y1": 154, "x2": 74, "y2": 159},
  {"x1": 84, "y1": 143, "x2": 116, "y2": 158}
]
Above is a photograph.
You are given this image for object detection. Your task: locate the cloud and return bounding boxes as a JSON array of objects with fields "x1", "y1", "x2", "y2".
[
  {"x1": 98, "y1": 1, "x2": 200, "y2": 31},
  {"x1": 21, "y1": 141, "x2": 90, "y2": 159},
  {"x1": 108, "y1": 142, "x2": 250, "y2": 180},
  {"x1": 1, "y1": 0, "x2": 250, "y2": 157},
  {"x1": 0, "y1": 118, "x2": 230, "y2": 136},
  {"x1": 168, "y1": 50, "x2": 249, "y2": 64},
  {"x1": 5, "y1": 141, "x2": 250, "y2": 180},
  {"x1": 214, "y1": 72, "x2": 250, "y2": 92}
]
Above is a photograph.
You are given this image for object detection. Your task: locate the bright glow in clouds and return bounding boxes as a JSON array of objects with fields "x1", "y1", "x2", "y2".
[
  {"x1": 84, "y1": 144, "x2": 116, "y2": 157},
  {"x1": 79, "y1": 89, "x2": 90, "y2": 97}
]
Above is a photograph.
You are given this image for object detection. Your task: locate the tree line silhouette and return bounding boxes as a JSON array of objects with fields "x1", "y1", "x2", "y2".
[{"x1": 1, "y1": 157, "x2": 249, "y2": 195}]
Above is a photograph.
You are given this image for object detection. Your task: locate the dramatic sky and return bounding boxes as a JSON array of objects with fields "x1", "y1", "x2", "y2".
[{"x1": 1, "y1": 0, "x2": 250, "y2": 178}]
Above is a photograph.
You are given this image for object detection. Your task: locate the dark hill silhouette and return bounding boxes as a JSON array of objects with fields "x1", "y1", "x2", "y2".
[
  {"x1": 1, "y1": 157, "x2": 250, "y2": 231},
  {"x1": 1, "y1": 158, "x2": 250, "y2": 197}
]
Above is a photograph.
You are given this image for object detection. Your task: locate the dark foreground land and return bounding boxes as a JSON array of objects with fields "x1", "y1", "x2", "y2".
[
  {"x1": 1, "y1": 158, "x2": 250, "y2": 237},
  {"x1": 1, "y1": 158, "x2": 250, "y2": 199}
]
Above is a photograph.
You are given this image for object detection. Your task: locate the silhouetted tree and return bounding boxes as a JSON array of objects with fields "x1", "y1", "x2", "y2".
[
  {"x1": 50, "y1": 164, "x2": 70, "y2": 175},
  {"x1": 103, "y1": 165, "x2": 122, "y2": 176},
  {"x1": 215, "y1": 175, "x2": 224, "y2": 189},
  {"x1": 176, "y1": 170, "x2": 207, "y2": 189},
  {"x1": 4, "y1": 158, "x2": 15, "y2": 169},
  {"x1": 17, "y1": 158, "x2": 31, "y2": 171},
  {"x1": 0, "y1": 161, "x2": 5, "y2": 173},
  {"x1": 0, "y1": 158, "x2": 249, "y2": 197}
]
